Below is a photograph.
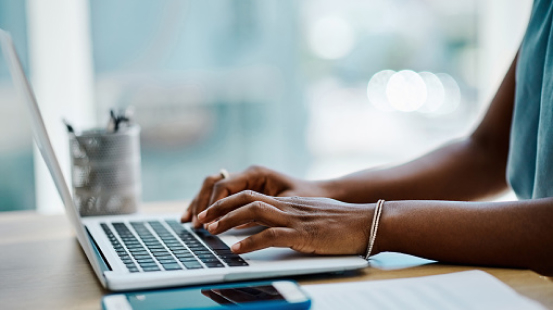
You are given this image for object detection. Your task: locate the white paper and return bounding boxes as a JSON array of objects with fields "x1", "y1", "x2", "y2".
[{"x1": 302, "y1": 270, "x2": 546, "y2": 310}]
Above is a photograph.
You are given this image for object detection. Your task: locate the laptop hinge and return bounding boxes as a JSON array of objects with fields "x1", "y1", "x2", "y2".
[{"x1": 86, "y1": 228, "x2": 113, "y2": 272}]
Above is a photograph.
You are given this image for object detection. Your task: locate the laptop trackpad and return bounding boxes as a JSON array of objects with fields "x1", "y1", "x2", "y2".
[{"x1": 219, "y1": 234, "x2": 311, "y2": 262}]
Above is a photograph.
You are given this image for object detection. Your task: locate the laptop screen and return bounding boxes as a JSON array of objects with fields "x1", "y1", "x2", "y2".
[{"x1": 0, "y1": 29, "x2": 105, "y2": 284}]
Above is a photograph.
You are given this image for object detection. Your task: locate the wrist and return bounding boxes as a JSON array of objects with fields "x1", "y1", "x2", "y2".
[
  {"x1": 315, "y1": 178, "x2": 345, "y2": 201},
  {"x1": 314, "y1": 176, "x2": 382, "y2": 203},
  {"x1": 373, "y1": 200, "x2": 400, "y2": 254}
]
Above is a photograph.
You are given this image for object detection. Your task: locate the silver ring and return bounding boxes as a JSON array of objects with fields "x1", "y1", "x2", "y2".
[{"x1": 219, "y1": 168, "x2": 230, "y2": 179}]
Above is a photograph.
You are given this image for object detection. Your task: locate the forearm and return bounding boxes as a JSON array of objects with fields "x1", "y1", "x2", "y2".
[
  {"x1": 319, "y1": 138, "x2": 509, "y2": 203},
  {"x1": 377, "y1": 199, "x2": 553, "y2": 276},
  {"x1": 319, "y1": 54, "x2": 517, "y2": 204}
]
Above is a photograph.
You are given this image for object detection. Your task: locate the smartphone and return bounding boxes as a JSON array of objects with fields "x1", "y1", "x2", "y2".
[{"x1": 102, "y1": 280, "x2": 311, "y2": 310}]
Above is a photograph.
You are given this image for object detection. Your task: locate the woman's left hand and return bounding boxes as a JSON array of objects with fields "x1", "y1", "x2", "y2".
[{"x1": 197, "y1": 190, "x2": 375, "y2": 255}]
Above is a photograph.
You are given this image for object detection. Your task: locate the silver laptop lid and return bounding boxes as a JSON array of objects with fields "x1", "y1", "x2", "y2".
[{"x1": 0, "y1": 29, "x2": 106, "y2": 286}]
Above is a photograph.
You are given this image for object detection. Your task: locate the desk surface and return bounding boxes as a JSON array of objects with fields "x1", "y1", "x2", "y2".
[{"x1": 1, "y1": 201, "x2": 552, "y2": 309}]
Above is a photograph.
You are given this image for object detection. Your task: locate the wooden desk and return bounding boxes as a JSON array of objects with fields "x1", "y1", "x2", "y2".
[{"x1": 1, "y1": 201, "x2": 552, "y2": 309}]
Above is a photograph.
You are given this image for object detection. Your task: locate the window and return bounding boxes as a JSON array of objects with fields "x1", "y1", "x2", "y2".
[{"x1": 0, "y1": 0, "x2": 531, "y2": 212}]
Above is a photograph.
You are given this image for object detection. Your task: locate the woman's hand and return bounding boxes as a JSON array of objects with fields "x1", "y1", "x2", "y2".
[
  {"x1": 196, "y1": 190, "x2": 374, "y2": 255},
  {"x1": 181, "y1": 165, "x2": 331, "y2": 228}
]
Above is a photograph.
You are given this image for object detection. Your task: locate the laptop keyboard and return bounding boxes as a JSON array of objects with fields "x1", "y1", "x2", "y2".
[{"x1": 100, "y1": 220, "x2": 248, "y2": 273}]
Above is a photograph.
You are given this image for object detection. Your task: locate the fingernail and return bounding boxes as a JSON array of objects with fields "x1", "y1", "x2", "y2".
[
  {"x1": 208, "y1": 222, "x2": 218, "y2": 232},
  {"x1": 181, "y1": 211, "x2": 190, "y2": 222},
  {"x1": 198, "y1": 211, "x2": 206, "y2": 221},
  {"x1": 192, "y1": 216, "x2": 198, "y2": 226},
  {"x1": 231, "y1": 242, "x2": 241, "y2": 252}
]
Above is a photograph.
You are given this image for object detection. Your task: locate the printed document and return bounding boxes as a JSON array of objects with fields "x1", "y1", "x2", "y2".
[{"x1": 302, "y1": 270, "x2": 545, "y2": 310}]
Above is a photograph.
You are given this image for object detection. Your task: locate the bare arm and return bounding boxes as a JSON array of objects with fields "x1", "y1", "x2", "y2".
[
  {"x1": 192, "y1": 53, "x2": 553, "y2": 275},
  {"x1": 197, "y1": 191, "x2": 553, "y2": 276},
  {"x1": 377, "y1": 198, "x2": 553, "y2": 276},
  {"x1": 184, "y1": 55, "x2": 518, "y2": 225},
  {"x1": 321, "y1": 55, "x2": 518, "y2": 203}
]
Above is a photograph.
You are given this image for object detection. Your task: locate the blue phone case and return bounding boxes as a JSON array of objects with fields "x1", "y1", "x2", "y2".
[{"x1": 102, "y1": 280, "x2": 311, "y2": 310}]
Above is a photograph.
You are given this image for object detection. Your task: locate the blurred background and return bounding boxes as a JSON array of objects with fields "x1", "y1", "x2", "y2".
[{"x1": 0, "y1": 0, "x2": 531, "y2": 213}]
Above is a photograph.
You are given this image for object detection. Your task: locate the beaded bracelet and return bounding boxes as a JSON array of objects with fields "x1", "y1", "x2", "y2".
[{"x1": 364, "y1": 199, "x2": 385, "y2": 260}]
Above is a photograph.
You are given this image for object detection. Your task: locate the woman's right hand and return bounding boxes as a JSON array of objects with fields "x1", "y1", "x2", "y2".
[{"x1": 181, "y1": 165, "x2": 331, "y2": 228}]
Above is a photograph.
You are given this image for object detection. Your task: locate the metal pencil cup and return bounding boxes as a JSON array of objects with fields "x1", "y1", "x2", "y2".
[{"x1": 69, "y1": 125, "x2": 141, "y2": 216}]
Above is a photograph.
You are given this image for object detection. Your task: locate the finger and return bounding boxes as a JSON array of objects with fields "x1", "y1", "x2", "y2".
[
  {"x1": 231, "y1": 227, "x2": 297, "y2": 254},
  {"x1": 198, "y1": 190, "x2": 278, "y2": 224},
  {"x1": 192, "y1": 174, "x2": 223, "y2": 227},
  {"x1": 181, "y1": 196, "x2": 198, "y2": 223},
  {"x1": 207, "y1": 201, "x2": 288, "y2": 234},
  {"x1": 235, "y1": 223, "x2": 259, "y2": 230},
  {"x1": 208, "y1": 166, "x2": 269, "y2": 205},
  {"x1": 278, "y1": 189, "x2": 298, "y2": 197}
]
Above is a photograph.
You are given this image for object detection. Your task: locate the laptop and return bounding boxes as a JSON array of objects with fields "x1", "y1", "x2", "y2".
[{"x1": 0, "y1": 29, "x2": 368, "y2": 291}]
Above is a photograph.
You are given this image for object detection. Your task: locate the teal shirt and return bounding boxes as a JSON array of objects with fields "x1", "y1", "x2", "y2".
[{"x1": 508, "y1": 0, "x2": 553, "y2": 199}]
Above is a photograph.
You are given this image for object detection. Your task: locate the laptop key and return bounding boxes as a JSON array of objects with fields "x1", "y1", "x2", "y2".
[
  {"x1": 174, "y1": 253, "x2": 195, "y2": 259},
  {"x1": 178, "y1": 257, "x2": 199, "y2": 262},
  {"x1": 199, "y1": 258, "x2": 221, "y2": 263},
  {"x1": 133, "y1": 254, "x2": 153, "y2": 260},
  {"x1": 196, "y1": 253, "x2": 216, "y2": 258},
  {"x1": 129, "y1": 247, "x2": 146, "y2": 252},
  {"x1": 142, "y1": 240, "x2": 159, "y2": 244},
  {"x1": 172, "y1": 249, "x2": 191, "y2": 254},
  {"x1": 189, "y1": 247, "x2": 209, "y2": 252},
  {"x1": 162, "y1": 263, "x2": 182, "y2": 271},
  {"x1": 194, "y1": 228, "x2": 230, "y2": 250},
  {"x1": 152, "y1": 252, "x2": 172, "y2": 258},
  {"x1": 214, "y1": 250, "x2": 246, "y2": 261},
  {"x1": 150, "y1": 248, "x2": 169, "y2": 253},
  {"x1": 158, "y1": 259, "x2": 177, "y2": 264},
  {"x1": 214, "y1": 249, "x2": 237, "y2": 255},
  {"x1": 124, "y1": 241, "x2": 141, "y2": 246},
  {"x1": 187, "y1": 241, "x2": 203, "y2": 246},
  {"x1": 222, "y1": 257, "x2": 246, "y2": 263},
  {"x1": 128, "y1": 267, "x2": 140, "y2": 273},
  {"x1": 227, "y1": 261, "x2": 249, "y2": 267},
  {"x1": 139, "y1": 262, "x2": 158, "y2": 268},
  {"x1": 204, "y1": 262, "x2": 225, "y2": 268},
  {"x1": 168, "y1": 246, "x2": 186, "y2": 251},
  {"x1": 142, "y1": 266, "x2": 161, "y2": 272},
  {"x1": 173, "y1": 250, "x2": 193, "y2": 256},
  {"x1": 182, "y1": 262, "x2": 203, "y2": 269}
]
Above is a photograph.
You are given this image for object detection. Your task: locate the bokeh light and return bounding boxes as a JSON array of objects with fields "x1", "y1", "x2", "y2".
[
  {"x1": 418, "y1": 71, "x2": 445, "y2": 114},
  {"x1": 366, "y1": 69, "x2": 461, "y2": 115},
  {"x1": 435, "y1": 73, "x2": 461, "y2": 115},
  {"x1": 308, "y1": 16, "x2": 355, "y2": 60},
  {"x1": 386, "y1": 70, "x2": 427, "y2": 112},
  {"x1": 367, "y1": 70, "x2": 395, "y2": 112}
]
